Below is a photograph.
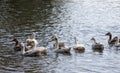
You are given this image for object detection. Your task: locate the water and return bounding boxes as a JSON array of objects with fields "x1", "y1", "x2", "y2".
[{"x1": 0, "y1": 0, "x2": 120, "y2": 73}]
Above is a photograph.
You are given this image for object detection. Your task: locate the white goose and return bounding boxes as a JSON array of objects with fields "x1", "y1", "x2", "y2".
[
  {"x1": 22, "y1": 33, "x2": 47, "y2": 56},
  {"x1": 73, "y1": 37, "x2": 85, "y2": 53},
  {"x1": 21, "y1": 43, "x2": 47, "y2": 56},
  {"x1": 26, "y1": 32, "x2": 38, "y2": 49},
  {"x1": 21, "y1": 38, "x2": 48, "y2": 57}
]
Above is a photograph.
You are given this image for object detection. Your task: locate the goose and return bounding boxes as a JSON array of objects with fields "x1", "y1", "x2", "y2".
[
  {"x1": 91, "y1": 37, "x2": 104, "y2": 53},
  {"x1": 51, "y1": 35, "x2": 65, "y2": 48},
  {"x1": 26, "y1": 32, "x2": 38, "y2": 49},
  {"x1": 12, "y1": 37, "x2": 30, "y2": 52},
  {"x1": 73, "y1": 37, "x2": 85, "y2": 53},
  {"x1": 114, "y1": 36, "x2": 120, "y2": 48},
  {"x1": 105, "y1": 32, "x2": 117, "y2": 45},
  {"x1": 53, "y1": 36, "x2": 71, "y2": 55},
  {"x1": 11, "y1": 37, "x2": 24, "y2": 51},
  {"x1": 21, "y1": 42, "x2": 47, "y2": 57}
]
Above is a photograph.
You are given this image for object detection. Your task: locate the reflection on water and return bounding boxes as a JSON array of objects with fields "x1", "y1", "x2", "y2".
[{"x1": 0, "y1": 0, "x2": 120, "y2": 73}]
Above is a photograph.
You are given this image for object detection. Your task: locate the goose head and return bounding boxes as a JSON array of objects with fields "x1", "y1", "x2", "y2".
[
  {"x1": 91, "y1": 37, "x2": 97, "y2": 44},
  {"x1": 91, "y1": 37, "x2": 95, "y2": 41},
  {"x1": 11, "y1": 37, "x2": 20, "y2": 46},
  {"x1": 113, "y1": 36, "x2": 119, "y2": 43},
  {"x1": 12, "y1": 37, "x2": 18, "y2": 42},
  {"x1": 51, "y1": 35, "x2": 58, "y2": 41},
  {"x1": 105, "y1": 32, "x2": 112, "y2": 36}
]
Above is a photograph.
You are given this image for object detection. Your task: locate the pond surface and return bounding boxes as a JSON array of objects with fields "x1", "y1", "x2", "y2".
[{"x1": 0, "y1": 0, "x2": 120, "y2": 73}]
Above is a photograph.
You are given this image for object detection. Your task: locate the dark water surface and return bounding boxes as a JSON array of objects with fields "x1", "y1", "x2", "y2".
[{"x1": 0, "y1": 0, "x2": 120, "y2": 73}]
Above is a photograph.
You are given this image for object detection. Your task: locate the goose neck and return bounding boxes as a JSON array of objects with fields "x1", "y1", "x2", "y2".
[
  {"x1": 32, "y1": 33, "x2": 36, "y2": 39},
  {"x1": 15, "y1": 40, "x2": 19, "y2": 46},
  {"x1": 92, "y1": 39, "x2": 97, "y2": 44},
  {"x1": 55, "y1": 38, "x2": 59, "y2": 49},
  {"x1": 109, "y1": 34, "x2": 112, "y2": 41},
  {"x1": 74, "y1": 37, "x2": 78, "y2": 45},
  {"x1": 21, "y1": 44, "x2": 25, "y2": 55}
]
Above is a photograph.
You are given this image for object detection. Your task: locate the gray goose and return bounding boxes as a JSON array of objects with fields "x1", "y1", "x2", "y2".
[
  {"x1": 12, "y1": 37, "x2": 34, "y2": 52},
  {"x1": 114, "y1": 36, "x2": 120, "y2": 48},
  {"x1": 105, "y1": 32, "x2": 119, "y2": 45},
  {"x1": 11, "y1": 38, "x2": 24, "y2": 51},
  {"x1": 91, "y1": 37, "x2": 104, "y2": 53}
]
